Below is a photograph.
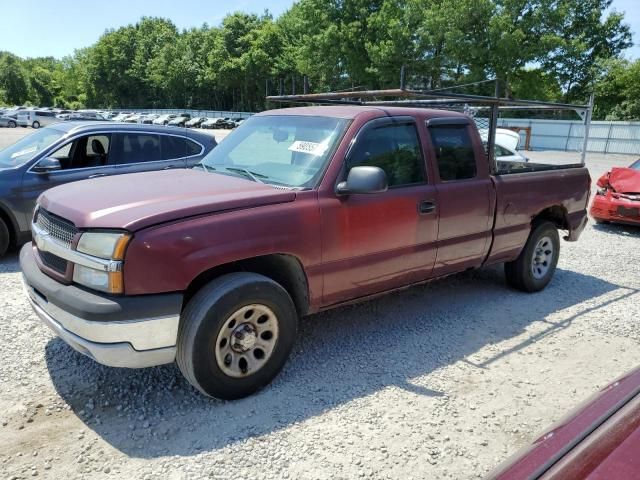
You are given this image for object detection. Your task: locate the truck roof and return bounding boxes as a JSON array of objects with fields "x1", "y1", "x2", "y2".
[{"x1": 255, "y1": 105, "x2": 470, "y2": 120}]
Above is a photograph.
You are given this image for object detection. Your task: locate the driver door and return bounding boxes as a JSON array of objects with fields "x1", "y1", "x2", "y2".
[
  {"x1": 319, "y1": 117, "x2": 439, "y2": 305},
  {"x1": 20, "y1": 134, "x2": 116, "y2": 224}
]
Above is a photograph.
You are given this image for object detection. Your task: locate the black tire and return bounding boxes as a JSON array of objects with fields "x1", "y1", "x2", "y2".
[
  {"x1": 505, "y1": 220, "x2": 560, "y2": 292},
  {"x1": 0, "y1": 218, "x2": 10, "y2": 258},
  {"x1": 8, "y1": 120, "x2": 16, "y2": 128},
  {"x1": 32, "y1": 121, "x2": 40, "y2": 129},
  {"x1": 176, "y1": 272, "x2": 298, "y2": 399}
]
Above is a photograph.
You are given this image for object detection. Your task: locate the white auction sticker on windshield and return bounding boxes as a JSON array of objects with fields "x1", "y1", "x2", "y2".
[
  {"x1": 288, "y1": 140, "x2": 328, "y2": 156},
  {"x1": 10, "y1": 146, "x2": 38, "y2": 159}
]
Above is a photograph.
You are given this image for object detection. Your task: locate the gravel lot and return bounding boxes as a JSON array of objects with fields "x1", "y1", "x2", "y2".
[{"x1": 1, "y1": 126, "x2": 639, "y2": 479}]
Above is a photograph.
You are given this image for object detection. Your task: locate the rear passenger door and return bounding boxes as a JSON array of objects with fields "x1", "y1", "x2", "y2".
[
  {"x1": 111, "y1": 132, "x2": 188, "y2": 174},
  {"x1": 426, "y1": 119, "x2": 494, "y2": 276}
]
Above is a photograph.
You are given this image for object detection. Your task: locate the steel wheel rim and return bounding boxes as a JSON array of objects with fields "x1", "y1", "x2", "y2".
[
  {"x1": 531, "y1": 235, "x2": 554, "y2": 279},
  {"x1": 214, "y1": 304, "x2": 279, "y2": 378}
]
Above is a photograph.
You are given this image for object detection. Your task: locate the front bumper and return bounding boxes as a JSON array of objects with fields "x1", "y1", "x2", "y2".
[
  {"x1": 590, "y1": 194, "x2": 640, "y2": 226},
  {"x1": 20, "y1": 244, "x2": 183, "y2": 368}
]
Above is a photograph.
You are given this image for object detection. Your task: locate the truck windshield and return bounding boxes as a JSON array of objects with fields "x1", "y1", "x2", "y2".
[
  {"x1": 0, "y1": 128, "x2": 65, "y2": 169},
  {"x1": 197, "y1": 115, "x2": 349, "y2": 188}
]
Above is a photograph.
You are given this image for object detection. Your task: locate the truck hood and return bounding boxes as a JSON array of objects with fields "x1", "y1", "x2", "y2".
[
  {"x1": 605, "y1": 167, "x2": 640, "y2": 194},
  {"x1": 39, "y1": 169, "x2": 297, "y2": 231}
]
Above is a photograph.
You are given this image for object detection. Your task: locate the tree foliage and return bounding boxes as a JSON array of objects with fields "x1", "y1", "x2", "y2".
[{"x1": 0, "y1": 0, "x2": 634, "y2": 119}]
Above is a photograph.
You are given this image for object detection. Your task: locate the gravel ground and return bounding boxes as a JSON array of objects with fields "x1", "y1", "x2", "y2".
[{"x1": 1, "y1": 127, "x2": 640, "y2": 479}]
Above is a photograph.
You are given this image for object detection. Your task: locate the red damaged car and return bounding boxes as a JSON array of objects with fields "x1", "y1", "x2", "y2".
[
  {"x1": 590, "y1": 159, "x2": 640, "y2": 226},
  {"x1": 489, "y1": 366, "x2": 640, "y2": 479}
]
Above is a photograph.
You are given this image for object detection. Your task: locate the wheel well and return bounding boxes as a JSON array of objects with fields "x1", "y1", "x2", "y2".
[
  {"x1": 183, "y1": 254, "x2": 310, "y2": 316},
  {"x1": 0, "y1": 205, "x2": 17, "y2": 247},
  {"x1": 533, "y1": 205, "x2": 569, "y2": 231}
]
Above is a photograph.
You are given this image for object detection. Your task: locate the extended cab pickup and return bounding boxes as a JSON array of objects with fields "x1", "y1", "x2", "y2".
[{"x1": 20, "y1": 106, "x2": 590, "y2": 399}]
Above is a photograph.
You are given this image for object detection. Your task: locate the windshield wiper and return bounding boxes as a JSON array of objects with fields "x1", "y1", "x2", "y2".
[
  {"x1": 223, "y1": 167, "x2": 268, "y2": 183},
  {"x1": 193, "y1": 163, "x2": 216, "y2": 173}
]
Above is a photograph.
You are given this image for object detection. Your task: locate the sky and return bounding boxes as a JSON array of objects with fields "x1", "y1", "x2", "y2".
[{"x1": 1, "y1": 0, "x2": 639, "y2": 60}]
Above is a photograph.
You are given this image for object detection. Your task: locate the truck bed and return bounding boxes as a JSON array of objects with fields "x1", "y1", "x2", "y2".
[{"x1": 486, "y1": 166, "x2": 591, "y2": 265}]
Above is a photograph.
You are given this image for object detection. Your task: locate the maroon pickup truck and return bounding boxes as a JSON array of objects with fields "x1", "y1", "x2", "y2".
[{"x1": 20, "y1": 106, "x2": 590, "y2": 399}]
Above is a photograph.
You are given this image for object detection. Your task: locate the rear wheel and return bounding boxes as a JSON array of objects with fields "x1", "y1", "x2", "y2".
[
  {"x1": 32, "y1": 121, "x2": 40, "y2": 129},
  {"x1": 0, "y1": 218, "x2": 10, "y2": 257},
  {"x1": 176, "y1": 272, "x2": 298, "y2": 399},
  {"x1": 8, "y1": 120, "x2": 16, "y2": 128},
  {"x1": 505, "y1": 220, "x2": 559, "y2": 292}
]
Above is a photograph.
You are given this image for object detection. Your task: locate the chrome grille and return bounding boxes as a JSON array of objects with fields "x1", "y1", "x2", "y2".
[{"x1": 34, "y1": 208, "x2": 78, "y2": 247}]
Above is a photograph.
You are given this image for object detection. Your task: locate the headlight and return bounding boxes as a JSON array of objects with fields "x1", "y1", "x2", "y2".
[
  {"x1": 596, "y1": 186, "x2": 608, "y2": 196},
  {"x1": 76, "y1": 232, "x2": 130, "y2": 260},
  {"x1": 73, "y1": 231, "x2": 130, "y2": 294}
]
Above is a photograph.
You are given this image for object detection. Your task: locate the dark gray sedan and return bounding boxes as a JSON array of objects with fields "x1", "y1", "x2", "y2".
[{"x1": 0, "y1": 122, "x2": 217, "y2": 256}]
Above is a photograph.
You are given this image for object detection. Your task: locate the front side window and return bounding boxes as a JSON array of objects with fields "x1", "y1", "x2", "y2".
[
  {"x1": 429, "y1": 125, "x2": 477, "y2": 181},
  {"x1": 46, "y1": 133, "x2": 112, "y2": 169},
  {"x1": 347, "y1": 121, "x2": 425, "y2": 187},
  {"x1": 199, "y1": 115, "x2": 349, "y2": 188}
]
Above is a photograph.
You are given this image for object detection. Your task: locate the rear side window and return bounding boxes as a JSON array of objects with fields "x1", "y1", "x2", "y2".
[
  {"x1": 347, "y1": 122, "x2": 425, "y2": 187},
  {"x1": 112, "y1": 133, "x2": 161, "y2": 164},
  {"x1": 186, "y1": 139, "x2": 202, "y2": 156},
  {"x1": 429, "y1": 125, "x2": 476, "y2": 181},
  {"x1": 159, "y1": 135, "x2": 202, "y2": 160}
]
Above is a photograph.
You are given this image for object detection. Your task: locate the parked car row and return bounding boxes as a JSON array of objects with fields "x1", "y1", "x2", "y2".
[
  {"x1": 0, "y1": 106, "x2": 248, "y2": 130},
  {"x1": 114, "y1": 112, "x2": 245, "y2": 129}
]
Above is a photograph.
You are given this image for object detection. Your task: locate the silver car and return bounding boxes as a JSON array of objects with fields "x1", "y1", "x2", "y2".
[{"x1": 0, "y1": 115, "x2": 18, "y2": 128}]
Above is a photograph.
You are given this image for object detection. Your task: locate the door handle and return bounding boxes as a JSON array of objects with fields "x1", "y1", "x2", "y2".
[
  {"x1": 418, "y1": 200, "x2": 436, "y2": 214},
  {"x1": 88, "y1": 173, "x2": 107, "y2": 179},
  {"x1": 163, "y1": 165, "x2": 177, "y2": 170}
]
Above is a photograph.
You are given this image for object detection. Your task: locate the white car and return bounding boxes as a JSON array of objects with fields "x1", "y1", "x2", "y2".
[
  {"x1": 17, "y1": 110, "x2": 59, "y2": 129},
  {"x1": 112, "y1": 112, "x2": 134, "y2": 122},
  {"x1": 480, "y1": 128, "x2": 529, "y2": 163},
  {"x1": 152, "y1": 114, "x2": 177, "y2": 125}
]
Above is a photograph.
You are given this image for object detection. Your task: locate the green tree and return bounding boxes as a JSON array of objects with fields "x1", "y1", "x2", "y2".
[{"x1": 0, "y1": 53, "x2": 30, "y2": 105}]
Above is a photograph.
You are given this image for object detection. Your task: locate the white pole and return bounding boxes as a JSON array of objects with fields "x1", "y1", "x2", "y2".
[{"x1": 580, "y1": 93, "x2": 594, "y2": 165}]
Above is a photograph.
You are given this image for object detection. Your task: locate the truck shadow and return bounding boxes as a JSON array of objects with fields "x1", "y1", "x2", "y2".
[
  {"x1": 0, "y1": 251, "x2": 20, "y2": 274},
  {"x1": 45, "y1": 266, "x2": 630, "y2": 458},
  {"x1": 592, "y1": 222, "x2": 640, "y2": 237}
]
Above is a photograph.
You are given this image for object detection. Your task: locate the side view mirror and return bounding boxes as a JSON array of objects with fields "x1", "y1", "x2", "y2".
[
  {"x1": 336, "y1": 166, "x2": 388, "y2": 195},
  {"x1": 32, "y1": 157, "x2": 61, "y2": 173}
]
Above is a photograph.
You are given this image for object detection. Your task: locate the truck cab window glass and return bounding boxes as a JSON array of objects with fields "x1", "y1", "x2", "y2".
[
  {"x1": 430, "y1": 125, "x2": 477, "y2": 181},
  {"x1": 0, "y1": 128, "x2": 64, "y2": 168},
  {"x1": 347, "y1": 122, "x2": 425, "y2": 187},
  {"x1": 199, "y1": 115, "x2": 349, "y2": 188}
]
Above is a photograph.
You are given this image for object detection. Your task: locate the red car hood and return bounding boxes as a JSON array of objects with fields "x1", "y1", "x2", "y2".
[
  {"x1": 601, "y1": 167, "x2": 640, "y2": 193},
  {"x1": 489, "y1": 367, "x2": 640, "y2": 480},
  {"x1": 39, "y1": 169, "x2": 297, "y2": 231}
]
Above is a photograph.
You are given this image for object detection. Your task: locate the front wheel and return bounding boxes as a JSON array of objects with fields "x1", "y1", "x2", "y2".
[
  {"x1": 176, "y1": 272, "x2": 298, "y2": 399},
  {"x1": 505, "y1": 220, "x2": 560, "y2": 292},
  {"x1": 0, "y1": 218, "x2": 10, "y2": 257},
  {"x1": 8, "y1": 120, "x2": 16, "y2": 128}
]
